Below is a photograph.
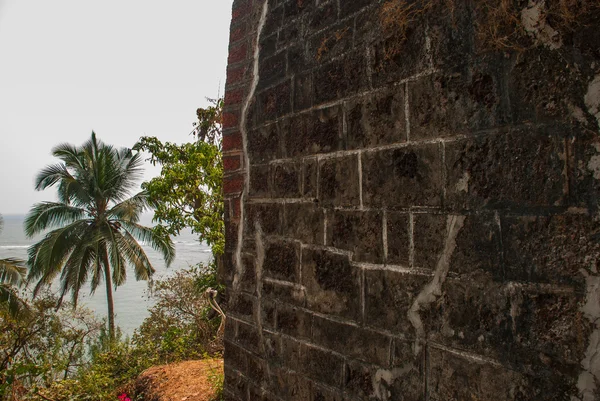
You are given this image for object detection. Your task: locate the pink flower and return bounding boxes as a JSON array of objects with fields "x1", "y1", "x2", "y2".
[{"x1": 118, "y1": 393, "x2": 131, "y2": 401}]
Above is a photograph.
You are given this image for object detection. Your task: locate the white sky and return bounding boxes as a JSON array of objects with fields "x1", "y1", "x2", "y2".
[{"x1": 0, "y1": 0, "x2": 233, "y2": 214}]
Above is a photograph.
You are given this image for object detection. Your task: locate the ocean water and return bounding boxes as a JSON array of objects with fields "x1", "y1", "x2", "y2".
[{"x1": 0, "y1": 214, "x2": 212, "y2": 335}]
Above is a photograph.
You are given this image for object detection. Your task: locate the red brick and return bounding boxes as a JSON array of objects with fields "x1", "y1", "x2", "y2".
[
  {"x1": 223, "y1": 132, "x2": 243, "y2": 151},
  {"x1": 224, "y1": 175, "x2": 244, "y2": 195},
  {"x1": 232, "y1": 1, "x2": 251, "y2": 21},
  {"x1": 223, "y1": 112, "x2": 239, "y2": 130},
  {"x1": 231, "y1": 197, "x2": 242, "y2": 219},
  {"x1": 227, "y1": 65, "x2": 248, "y2": 86},
  {"x1": 229, "y1": 23, "x2": 248, "y2": 45},
  {"x1": 228, "y1": 43, "x2": 248, "y2": 65},
  {"x1": 224, "y1": 155, "x2": 242, "y2": 171},
  {"x1": 225, "y1": 88, "x2": 245, "y2": 106}
]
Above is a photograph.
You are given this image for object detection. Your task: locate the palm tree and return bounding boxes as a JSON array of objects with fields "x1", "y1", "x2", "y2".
[
  {"x1": 24, "y1": 132, "x2": 175, "y2": 338},
  {"x1": 0, "y1": 214, "x2": 28, "y2": 318}
]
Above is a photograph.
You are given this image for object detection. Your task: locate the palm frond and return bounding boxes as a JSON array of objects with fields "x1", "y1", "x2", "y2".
[
  {"x1": 121, "y1": 221, "x2": 175, "y2": 267},
  {"x1": 24, "y1": 202, "x2": 87, "y2": 238},
  {"x1": 0, "y1": 258, "x2": 26, "y2": 286},
  {"x1": 113, "y1": 229, "x2": 155, "y2": 282},
  {"x1": 26, "y1": 221, "x2": 89, "y2": 298},
  {"x1": 34, "y1": 163, "x2": 73, "y2": 191},
  {"x1": 0, "y1": 284, "x2": 29, "y2": 318},
  {"x1": 106, "y1": 191, "x2": 150, "y2": 223}
]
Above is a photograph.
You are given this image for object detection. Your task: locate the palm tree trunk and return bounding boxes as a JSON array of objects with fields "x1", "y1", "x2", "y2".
[{"x1": 102, "y1": 250, "x2": 115, "y2": 340}]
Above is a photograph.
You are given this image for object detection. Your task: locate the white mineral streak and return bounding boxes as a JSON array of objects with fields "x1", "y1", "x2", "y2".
[
  {"x1": 254, "y1": 223, "x2": 267, "y2": 357},
  {"x1": 407, "y1": 215, "x2": 466, "y2": 356},
  {"x1": 372, "y1": 365, "x2": 413, "y2": 401},
  {"x1": 233, "y1": 0, "x2": 269, "y2": 294},
  {"x1": 574, "y1": 268, "x2": 600, "y2": 401},
  {"x1": 584, "y1": 74, "x2": 600, "y2": 130},
  {"x1": 521, "y1": 0, "x2": 562, "y2": 50},
  {"x1": 587, "y1": 143, "x2": 600, "y2": 181}
]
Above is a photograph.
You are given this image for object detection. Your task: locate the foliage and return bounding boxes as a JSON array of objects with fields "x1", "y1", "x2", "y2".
[
  {"x1": 206, "y1": 362, "x2": 224, "y2": 401},
  {"x1": 132, "y1": 266, "x2": 223, "y2": 363},
  {"x1": 0, "y1": 214, "x2": 28, "y2": 318},
  {"x1": 0, "y1": 293, "x2": 103, "y2": 401},
  {"x1": 25, "y1": 132, "x2": 175, "y2": 338},
  {"x1": 2, "y1": 268, "x2": 223, "y2": 401},
  {"x1": 134, "y1": 98, "x2": 224, "y2": 256}
]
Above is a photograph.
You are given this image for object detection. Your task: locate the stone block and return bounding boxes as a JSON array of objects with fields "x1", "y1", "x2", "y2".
[
  {"x1": 445, "y1": 129, "x2": 567, "y2": 210},
  {"x1": 284, "y1": 203, "x2": 324, "y2": 244},
  {"x1": 283, "y1": 0, "x2": 314, "y2": 22},
  {"x1": 427, "y1": 348, "x2": 525, "y2": 401},
  {"x1": 269, "y1": 367, "x2": 312, "y2": 401},
  {"x1": 279, "y1": 22, "x2": 302, "y2": 53},
  {"x1": 276, "y1": 303, "x2": 312, "y2": 339},
  {"x1": 364, "y1": 269, "x2": 431, "y2": 335},
  {"x1": 263, "y1": 240, "x2": 301, "y2": 282},
  {"x1": 409, "y1": 65, "x2": 509, "y2": 140},
  {"x1": 307, "y1": 2, "x2": 338, "y2": 33},
  {"x1": 255, "y1": 80, "x2": 292, "y2": 124},
  {"x1": 569, "y1": 131, "x2": 600, "y2": 210},
  {"x1": 507, "y1": 47, "x2": 584, "y2": 125},
  {"x1": 501, "y1": 215, "x2": 600, "y2": 287},
  {"x1": 294, "y1": 72, "x2": 313, "y2": 111},
  {"x1": 302, "y1": 157, "x2": 318, "y2": 198},
  {"x1": 426, "y1": 1, "x2": 475, "y2": 73},
  {"x1": 273, "y1": 161, "x2": 301, "y2": 198},
  {"x1": 260, "y1": 299, "x2": 277, "y2": 331},
  {"x1": 246, "y1": 354, "x2": 269, "y2": 388},
  {"x1": 362, "y1": 144, "x2": 443, "y2": 208},
  {"x1": 340, "y1": 0, "x2": 372, "y2": 19},
  {"x1": 236, "y1": 319, "x2": 261, "y2": 355},
  {"x1": 326, "y1": 210, "x2": 384, "y2": 263},
  {"x1": 249, "y1": 164, "x2": 271, "y2": 198},
  {"x1": 224, "y1": 340, "x2": 248, "y2": 374},
  {"x1": 309, "y1": 21, "x2": 353, "y2": 64},
  {"x1": 345, "y1": 88, "x2": 406, "y2": 149},
  {"x1": 258, "y1": 50, "x2": 288, "y2": 90},
  {"x1": 429, "y1": 279, "x2": 514, "y2": 360},
  {"x1": 280, "y1": 335, "x2": 302, "y2": 371},
  {"x1": 248, "y1": 123, "x2": 281, "y2": 163},
  {"x1": 263, "y1": 4, "x2": 283, "y2": 37},
  {"x1": 387, "y1": 339, "x2": 426, "y2": 400},
  {"x1": 240, "y1": 253, "x2": 257, "y2": 295},
  {"x1": 314, "y1": 51, "x2": 367, "y2": 105},
  {"x1": 448, "y1": 214, "x2": 503, "y2": 281},
  {"x1": 262, "y1": 280, "x2": 306, "y2": 307},
  {"x1": 387, "y1": 212, "x2": 410, "y2": 265},
  {"x1": 283, "y1": 106, "x2": 342, "y2": 157},
  {"x1": 413, "y1": 213, "x2": 446, "y2": 270},
  {"x1": 229, "y1": 292, "x2": 256, "y2": 322},
  {"x1": 302, "y1": 247, "x2": 361, "y2": 320},
  {"x1": 318, "y1": 154, "x2": 360, "y2": 208},
  {"x1": 224, "y1": 366, "x2": 248, "y2": 401},
  {"x1": 344, "y1": 360, "x2": 376, "y2": 400},
  {"x1": 259, "y1": 33, "x2": 278, "y2": 60},
  {"x1": 312, "y1": 384, "x2": 343, "y2": 401},
  {"x1": 299, "y1": 343, "x2": 345, "y2": 388},
  {"x1": 510, "y1": 290, "x2": 590, "y2": 367},
  {"x1": 370, "y1": 23, "x2": 430, "y2": 88},
  {"x1": 245, "y1": 203, "x2": 283, "y2": 236},
  {"x1": 312, "y1": 315, "x2": 391, "y2": 366}
]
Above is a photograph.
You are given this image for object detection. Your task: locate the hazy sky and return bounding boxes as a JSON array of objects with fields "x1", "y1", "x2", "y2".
[{"x1": 0, "y1": 0, "x2": 233, "y2": 214}]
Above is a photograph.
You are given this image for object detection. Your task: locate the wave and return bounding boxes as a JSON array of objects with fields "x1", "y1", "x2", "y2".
[{"x1": 0, "y1": 245, "x2": 29, "y2": 249}]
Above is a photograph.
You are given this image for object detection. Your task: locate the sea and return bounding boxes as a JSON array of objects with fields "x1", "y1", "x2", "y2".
[{"x1": 0, "y1": 214, "x2": 212, "y2": 336}]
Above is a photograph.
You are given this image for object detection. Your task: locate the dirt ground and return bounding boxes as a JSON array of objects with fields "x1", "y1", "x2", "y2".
[{"x1": 133, "y1": 359, "x2": 223, "y2": 401}]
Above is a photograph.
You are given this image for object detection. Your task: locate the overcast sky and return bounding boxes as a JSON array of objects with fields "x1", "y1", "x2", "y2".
[{"x1": 0, "y1": 0, "x2": 233, "y2": 214}]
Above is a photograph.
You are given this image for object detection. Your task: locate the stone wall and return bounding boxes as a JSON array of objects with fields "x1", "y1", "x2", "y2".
[{"x1": 220, "y1": 0, "x2": 600, "y2": 399}]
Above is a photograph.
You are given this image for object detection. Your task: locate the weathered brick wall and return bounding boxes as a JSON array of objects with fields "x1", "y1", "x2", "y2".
[{"x1": 221, "y1": 0, "x2": 600, "y2": 399}]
